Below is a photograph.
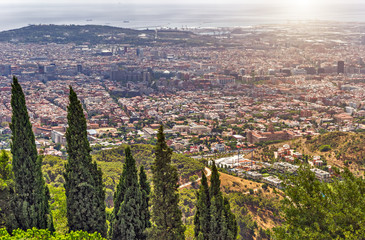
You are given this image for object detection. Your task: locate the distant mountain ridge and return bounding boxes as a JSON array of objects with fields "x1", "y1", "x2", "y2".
[{"x1": 0, "y1": 24, "x2": 200, "y2": 45}]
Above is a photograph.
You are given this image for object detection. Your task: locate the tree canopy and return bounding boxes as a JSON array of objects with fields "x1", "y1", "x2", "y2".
[{"x1": 274, "y1": 165, "x2": 365, "y2": 240}]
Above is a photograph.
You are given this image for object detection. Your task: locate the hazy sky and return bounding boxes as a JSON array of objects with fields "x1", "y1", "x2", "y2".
[{"x1": 1, "y1": 0, "x2": 364, "y2": 4}]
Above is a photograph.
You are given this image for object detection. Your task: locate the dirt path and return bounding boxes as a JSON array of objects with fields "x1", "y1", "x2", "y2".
[{"x1": 179, "y1": 167, "x2": 212, "y2": 189}]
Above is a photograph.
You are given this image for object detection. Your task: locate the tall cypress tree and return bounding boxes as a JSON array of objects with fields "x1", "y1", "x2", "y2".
[
  {"x1": 209, "y1": 161, "x2": 223, "y2": 239},
  {"x1": 209, "y1": 161, "x2": 221, "y2": 199},
  {"x1": 10, "y1": 76, "x2": 53, "y2": 231},
  {"x1": 194, "y1": 170, "x2": 210, "y2": 239},
  {"x1": 64, "y1": 86, "x2": 106, "y2": 236},
  {"x1": 195, "y1": 161, "x2": 237, "y2": 240},
  {"x1": 112, "y1": 146, "x2": 143, "y2": 240},
  {"x1": 150, "y1": 125, "x2": 185, "y2": 240},
  {"x1": 139, "y1": 165, "x2": 151, "y2": 238},
  {"x1": 111, "y1": 149, "x2": 129, "y2": 237},
  {"x1": 223, "y1": 196, "x2": 238, "y2": 240}
]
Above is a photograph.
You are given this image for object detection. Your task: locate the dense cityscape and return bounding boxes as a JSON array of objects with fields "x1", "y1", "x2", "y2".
[
  {"x1": 1, "y1": 18, "x2": 365, "y2": 239},
  {"x1": 1, "y1": 22, "x2": 365, "y2": 153}
]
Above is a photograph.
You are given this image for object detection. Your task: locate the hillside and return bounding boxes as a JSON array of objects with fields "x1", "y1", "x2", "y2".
[
  {"x1": 180, "y1": 171, "x2": 283, "y2": 240},
  {"x1": 92, "y1": 144, "x2": 205, "y2": 182},
  {"x1": 43, "y1": 144, "x2": 204, "y2": 207},
  {"x1": 42, "y1": 144, "x2": 204, "y2": 234},
  {"x1": 0, "y1": 24, "x2": 210, "y2": 45},
  {"x1": 38, "y1": 145, "x2": 286, "y2": 239},
  {"x1": 220, "y1": 172, "x2": 283, "y2": 239},
  {"x1": 255, "y1": 131, "x2": 365, "y2": 176}
]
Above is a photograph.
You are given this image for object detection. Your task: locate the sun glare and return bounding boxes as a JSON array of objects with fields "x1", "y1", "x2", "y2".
[
  {"x1": 286, "y1": 0, "x2": 319, "y2": 20},
  {"x1": 295, "y1": 0, "x2": 311, "y2": 6}
]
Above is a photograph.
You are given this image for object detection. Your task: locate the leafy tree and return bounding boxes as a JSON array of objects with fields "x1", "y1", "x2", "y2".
[
  {"x1": 63, "y1": 86, "x2": 106, "y2": 236},
  {"x1": 0, "y1": 150, "x2": 12, "y2": 180},
  {"x1": 139, "y1": 165, "x2": 151, "y2": 238},
  {"x1": 150, "y1": 125, "x2": 185, "y2": 240},
  {"x1": 274, "y1": 165, "x2": 365, "y2": 240},
  {"x1": 48, "y1": 185, "x2": 68, "y2": 234},
  {"x1": 9, "y1": 76, "x2": 53, "y2": 231},
  {"x1": 54, "y1": 143, "x2": 62, "y2": 151},
  {"x1": 0, "y1": 150, "x2": 14, "y2": 230},
  {"x1": 111, "y1": 147, "x2": 143, "y2": 240}
]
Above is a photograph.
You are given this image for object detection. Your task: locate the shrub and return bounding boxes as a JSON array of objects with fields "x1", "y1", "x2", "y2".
[
  {"x1": 319, "y1": 145, "x2": 332, "y2": 152},
  {"x1": 0, "y1": 228, "x2": 106, "y2": 239}
]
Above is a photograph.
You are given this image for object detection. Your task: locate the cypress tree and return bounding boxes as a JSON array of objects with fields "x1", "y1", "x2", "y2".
[
  {"x1": 111, "y1": 147, "x2": 143, "y2": 240},
  {"x1": 139, "y1": 165, "x2": 151, "y2": 238},
  {"x1": 194, "y1": 170, "x2": 210, "y2": 239},
  {"x1": 194, "y1": 161, "x2": 237, "y2": 240},
  {"x1": 210, "y1": 161, "x2": 221, "y2": 199},
  {"x1": 209, "y1": 195, "x2": 223, "y2": 240},
  {"x1": 10, "y1": 76, "x2": 53, "y2": 231},
  {"x1": 112, "y1": 149, "x2": 129, "y2": 236},
  {"x1": 150, "y1": 125, "x2": 185, "y2": 240},
  {"x1": 223, "y1": 197, "x2": 238, "y2": 240},
  {"x1": 209, "y1": 161, "x2": 223, "y2": 239},
  {"x1": 63, "y1": 86, "x2": 106, "y2": 236}
]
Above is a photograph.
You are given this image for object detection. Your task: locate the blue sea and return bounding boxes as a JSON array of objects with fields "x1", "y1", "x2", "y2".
[{"x1": 0, "y1": 2, "x2": 365, "y2": 31}]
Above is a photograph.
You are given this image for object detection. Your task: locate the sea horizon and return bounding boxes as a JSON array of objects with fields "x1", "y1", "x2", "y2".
[{"x1": 1, "y1": 3, "x2": 365, "y2": 32}]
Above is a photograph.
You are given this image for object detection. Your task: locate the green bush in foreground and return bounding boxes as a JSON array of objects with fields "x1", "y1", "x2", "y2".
[{"x1": 0, "y1": 227, "x2": 106, "y2": 239}]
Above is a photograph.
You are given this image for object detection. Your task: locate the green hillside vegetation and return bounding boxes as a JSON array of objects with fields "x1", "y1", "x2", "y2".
[
  {"x1": 39, "y1": 144, "x2": 204, "y2": 235},
  {"x1": 43, "y1": 151, "x2": 281, "y2": 239},
  {"x1": 307, "y1": 132, "x2": 365, "y2": 163},
  {"x1": 42, "y1": 145, "x2": 203, "y2": 206},
  {"x1": 179, "y1": 171, "x2": 283, "y2": 240},
  {"x1": 302, "y1": 132, "x2": 365, "y2": 175},
  {"x1": 255, "y1": 131, "x2": 365, "y2": 176},
  {"x1": 274, "y1": 165, "x2": 365, "y2": 239},
  {"x1": 93, "y1": 144, "x2": 205, "y2": 188},
  {"x1": 0, "y1": 25, "x2": 204, "y2": 45}
]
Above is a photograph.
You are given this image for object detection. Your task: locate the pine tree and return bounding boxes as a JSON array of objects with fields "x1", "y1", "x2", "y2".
[
  {"x1": 63, "y1": 86, "x2": 106, "y2": 236},
  {"x1": 150, "y1": 125, "x2": 185, "y2": 240},
  {"x1": 111, "y1": 146, "x2": 143, "y2": 240},
  {"x1": 139, "y1": 165, "x2": 151, "y2": 238},
  {"x1": 194, "y1": 170, "x2": 210, "y2": 239},
  {"x1": 10, "y1": 76, "x2": 53, "y2": 231}
]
